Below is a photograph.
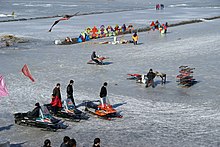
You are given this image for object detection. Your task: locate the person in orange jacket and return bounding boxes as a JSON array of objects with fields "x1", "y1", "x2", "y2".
[{"x1": 92, "y1": 26, "x2": 98, "y2": 38}]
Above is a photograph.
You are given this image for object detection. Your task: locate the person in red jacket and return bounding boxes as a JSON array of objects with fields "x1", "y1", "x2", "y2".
[
  {"x1": 92, "y1": 26, "x2": 98, "y2": 38},
  {"x1": 50, "y1": 93, "x2": 62, "y2": 115}
]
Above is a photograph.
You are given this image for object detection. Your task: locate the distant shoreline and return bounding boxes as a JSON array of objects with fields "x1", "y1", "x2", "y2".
[
  {"x1": 0, "y1": 9, "x2": 219, "y2": 32},
  {"x1": 0, "y1": 8, "x2": 149, "y2": 23},
  {"x1": 129, "y1": 15, "x2": 220, "y2": 34}
]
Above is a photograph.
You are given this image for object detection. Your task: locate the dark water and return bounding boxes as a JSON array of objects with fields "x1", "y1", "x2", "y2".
[{"x1": 1, "y1": 0, "x2": 220, "y2": 21}]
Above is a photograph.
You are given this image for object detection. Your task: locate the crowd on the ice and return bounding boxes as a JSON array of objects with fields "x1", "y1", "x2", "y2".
[
  {"x1": 61, "y1": 19, "x2": 168, "y2": 45},
  {"x1": 150, "y1": 20, "x2": 168, "y2": 34},
  {"x1": 75, "y1": 23, "x2": 134, "y2": 43},
  {"x1": 43, "y1": 136, "x2": 101, "y2": 147}
]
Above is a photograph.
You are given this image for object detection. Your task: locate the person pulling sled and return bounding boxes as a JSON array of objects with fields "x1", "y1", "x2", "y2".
[{"x1": 146, "y1": 69, "x2": 156, "y2": 88}]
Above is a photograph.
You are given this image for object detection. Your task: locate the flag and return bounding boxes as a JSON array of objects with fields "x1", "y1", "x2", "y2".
[
  {"x1": 0, "y1": 75, "x2": 9, "y2": 97},
  {"x1": 48, "y1": 11, "x2": 80, "y2": 32},
  {"x1": 21, "y1": 64, "x2": 35, "y2": 82}
]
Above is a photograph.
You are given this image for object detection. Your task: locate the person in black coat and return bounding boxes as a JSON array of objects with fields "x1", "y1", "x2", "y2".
[
  {"x1": 60, "y1": 136, "x2": 70, "y2": 147},
  {"x1": 66, "y1": 80, "x2": 75, "y2": 106},
  {"x1": 91, "y1": 51, "x2": 102, "y2": 65},
  {"x1": 53, "y1": 83, "x2": 61, "y2": 100},
  {"x1": 146, "y1": 69, "x2": 156, "y2": 88},
  {"x1": 99, "y1": 82, "x2": 108, "y2": 107},
  {"x1": 27, "y1": 102, "x2": 41, "y2": 118}
]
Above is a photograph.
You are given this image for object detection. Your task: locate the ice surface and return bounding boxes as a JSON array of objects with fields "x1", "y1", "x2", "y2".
[{"x1": 0, "y1": 2, "x2": 220, "y2": 147}]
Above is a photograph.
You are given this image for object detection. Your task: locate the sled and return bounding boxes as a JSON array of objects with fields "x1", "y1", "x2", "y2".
[
  {"x1": 84, "y1": 100, "x2": 123, "y2": 120},
  {"x1": 14, "y1": 105, "x2": 67, "y2": 131},
  {"x1": 87, "y1": 57, "x2": 109, "y2": 65},
  {"x1": 45, "y1": 99, "x2": 89, "y2": 122}
]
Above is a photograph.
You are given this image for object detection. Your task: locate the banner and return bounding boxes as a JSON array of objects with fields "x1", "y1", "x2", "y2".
[
  {"x1": 21, "y1": 64, "x2": 35, "y2": 82},
  {"x1": 0, "y1": 75, "x2": 9, "y2": 97}
]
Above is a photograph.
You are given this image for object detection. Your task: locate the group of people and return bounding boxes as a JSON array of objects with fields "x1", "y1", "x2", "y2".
[
  {"x1": 150, "y1": 20, "x2": 168, "y2": 34},
  {"x1": 156, "y1": 4, "x2": 164, "y2": 10},
  {"x1": 43, "y1": 136, "x2": 101, "y2": 147},
  {"x1": 77, "y1": 23, "x2": 134, "y2": 43},
  {"x1": 28, "y1": 80, "x2": 109, "y2": 118},
  {"x1": 50, "y1": 80, "x2": 75, "y2": 115},
  {"x1": 27, "y1": 80, "x2": 75, "y2": 118}
]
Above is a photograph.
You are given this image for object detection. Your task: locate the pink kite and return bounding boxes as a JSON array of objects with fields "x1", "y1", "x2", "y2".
[
  {"x1": 21, "y1": 64, "x2": 35, "y2": 82},
  {"x1": 0, "y1": 75, "x2": 9, "y2": 97}
]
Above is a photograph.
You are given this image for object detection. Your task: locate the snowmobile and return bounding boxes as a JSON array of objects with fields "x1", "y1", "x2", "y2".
[
  {"x1": 45, "y1": 99, "x2": 89, "y2": 122},
  {"x1": 84, "y1": 99, "x2": 123, "y2": 120},
  {"x1": 14, "y1": 105, "x2": 67, "y2": 131}
]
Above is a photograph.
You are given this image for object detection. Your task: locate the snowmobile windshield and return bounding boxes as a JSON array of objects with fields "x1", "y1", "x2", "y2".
[
  {"x1": 66, "y1": 99, "x2": 75, "y2": 110},
  {"x1": 40, "y1": 106, "x2": 52, "y2": 119}
]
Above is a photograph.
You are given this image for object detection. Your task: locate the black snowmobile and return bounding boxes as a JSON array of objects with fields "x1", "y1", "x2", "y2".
[
  {"x1": 14, "y1": 105, "x2": 67, "y2": 132},
  {"x1": 45, "y1": 99, "x2": 89, "y2": 122}
]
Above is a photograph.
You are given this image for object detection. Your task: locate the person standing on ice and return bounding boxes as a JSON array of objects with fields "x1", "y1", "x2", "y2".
[
  {"x1": 146, "y1": 69, "x2": 156, "y2": 88},
  {"x1": 52, "y1": 83, "x2": 62, "y2": 112},
  {"x1": 50, "y1": 93, "x2": 62, "y2": 115},
  {"x1": 53, "y1": 83, "x2": 61, "y2": 100},
  {"x1": 99, "y1": 82, "x2": 108, "y2": 107},
  {"x1": 66, "y1": 80, "x2": 75, "y2": 106}
]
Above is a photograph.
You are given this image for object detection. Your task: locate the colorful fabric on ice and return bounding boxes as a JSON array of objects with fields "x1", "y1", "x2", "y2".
[
  {"x1": 21, "y1": 64, "x2": 35, "y2": 82},
  {"x1": 0, "y1": 75, "x2": 9, "y2": 97},
  {"x1": 48, "y1": 11, "x2": 80, "y2": 32}
]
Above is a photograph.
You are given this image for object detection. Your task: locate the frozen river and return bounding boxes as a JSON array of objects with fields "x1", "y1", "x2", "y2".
[{"x1": 0, "y1": 2, "x2": 220, "y2": 147}]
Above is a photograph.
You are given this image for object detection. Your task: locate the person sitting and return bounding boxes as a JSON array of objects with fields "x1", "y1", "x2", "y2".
[
  {"x1": 150, "y1": 21, "x2": 155, "y2": 31},
  {"x1": 27, "y1": 102, "x2": 41, "y2": 118},
  {"x1": 155, "y1": 20, "x2": 160, "y2": 30},
  {"x1": 121, "y1": 24, "x2": 126, "y2": 32},
  {"x1": 128, "y1": 24, "x2": 134, "y2": 33},
  {"x1": 132, "y1": 32, "x2": 138, "y2": 45},
  {"x1": 146, "y1": 69, "x2": 156, "y2": 88},
  {"x1": 65, "y1": 37, "x2": 72, "y2": 43},
  {"x1": 91, "y1": 51, "x2": 102, "y2": 65}
]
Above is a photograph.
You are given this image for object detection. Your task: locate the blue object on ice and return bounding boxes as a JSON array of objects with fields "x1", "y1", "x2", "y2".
[
  {"x1": 77, "y1": 37, "x2": 82, "y2": 43},
  {"x1": 85, "y1": 35, "x2": 90, "y2": 41}
]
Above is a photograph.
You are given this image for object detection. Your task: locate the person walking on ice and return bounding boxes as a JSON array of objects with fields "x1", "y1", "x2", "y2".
[
  {"x1": 99, "y1": 82, "x2": 108, "y2": 108},
  {"x1": 66, "y1": 80, "x2": 75, "y2": 106}
]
